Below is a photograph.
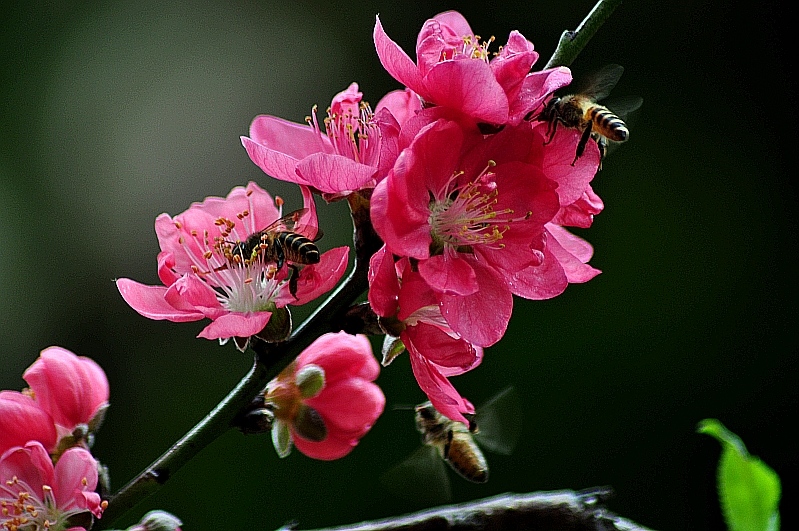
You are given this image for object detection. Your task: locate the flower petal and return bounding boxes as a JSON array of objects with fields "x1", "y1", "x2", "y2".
[
  {"x1": 116, "y1": 278, "x2": 205, "y2": 322},
  {"x1": 197, "y1": 311, "x2": 272, "y2": 340}
]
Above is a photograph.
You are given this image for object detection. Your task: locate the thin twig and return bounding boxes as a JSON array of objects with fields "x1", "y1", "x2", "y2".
[
  {"x1": 277, "y1": 489, "x2": 657, "y2": 531},
  {"x1": 544, "y1": 0, "x2": 623, "y2": 69}
]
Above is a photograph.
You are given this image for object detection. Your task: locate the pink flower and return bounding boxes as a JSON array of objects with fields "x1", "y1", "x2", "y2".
[
  {"x1": 0, "y1": 441, "x2": 105, "y2": 530},
  {"x1": 116, "y1": 182, "x2": 349, "y2": 342},
  {"x1": 505, "y1": 123, "x2": 603, "y2": 298},
  {"x1": 242, "y1": 83, "x2": 397, "y2": 200},
  {"x1": 373, "y1": 11, "x2": 572, "y2": 127},
  {"x1": 264, "y1": 332, "x2": 384, "y2": 460},
  {"x1": 23, "y1": 347, "x2": 109, "y2": 440},
  {"x1": 0, "y1": 392, "x2": 57, "y2": 455},
  {"x1": 371, "y1": 118, "x2": 562, "y2": 346},
  {"x1": 368, "y1": 246, "x2": 481, "y2": 425}
]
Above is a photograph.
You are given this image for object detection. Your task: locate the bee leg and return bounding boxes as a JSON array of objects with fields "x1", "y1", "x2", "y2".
[
  {"x1": 543, "y1": 118, "x2": 559, "y2": 146},
  {"x1": 274, "y1": 244, "x2": 285, "y2": 272},
  {"x1": 595, "y1": 136, "x2": 608, "y2": 171},
  {"x1": 288, "y1": 264, "x2": 301, "y2": 299},
  {"x1": 573, "y1": 125, "x2": 593, "y2": 165}
]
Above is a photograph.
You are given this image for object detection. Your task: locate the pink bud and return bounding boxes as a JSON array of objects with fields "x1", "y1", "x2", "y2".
[{"x1": 23, "y1": 346, "x2": 109, "y2": 435}]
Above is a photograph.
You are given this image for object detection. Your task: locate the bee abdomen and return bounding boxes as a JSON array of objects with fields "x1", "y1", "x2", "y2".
[
  {"x1": 277, "y1": 232, "x2": 321, "y2": 264},
  {"x1": 444, "y1": 435, "x2": 488, "y2": 483},
  {"x1": 589, "y1": 106, "x2": 629, "y2": 141}
]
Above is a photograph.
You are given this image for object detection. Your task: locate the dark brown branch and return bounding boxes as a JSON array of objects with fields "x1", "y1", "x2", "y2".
[{"x1": 277, "y1": 489, "x2": 656, "y2": 531}]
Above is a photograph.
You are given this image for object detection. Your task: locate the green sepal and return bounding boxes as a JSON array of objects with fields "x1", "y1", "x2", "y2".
[
  {"x1": 294, "y1": 404, "x2": 327, "y2": 442},
  {"x1": 698, "y1": 418, "x2": 781, "y2": 531},
  {"x1": 256, "y1": 306, "x2": 293, "y2": 343},
  {"x1": 296, "y1": 363, "x2": 325, "y2": 399},
  {"x1": 381, "y1": 335, "x2": 406, "y2": 367},
  {"x1": 271, "y1": 419, "x2": 293, "y2": 458}
]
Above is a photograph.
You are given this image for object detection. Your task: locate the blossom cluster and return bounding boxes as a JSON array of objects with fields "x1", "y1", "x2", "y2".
[
  {"x1": 1, "y1": 347, "x2": 108, "y2": 531},
  {"x1": 116, "y1": 11, "x2": 605, "y2": 457}
]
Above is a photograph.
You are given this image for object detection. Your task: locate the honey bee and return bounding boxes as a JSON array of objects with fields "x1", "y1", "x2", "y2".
[
  {"x1": 230, "y1": 208, "x2": 321, "y2": 270},
  {"x1": 381, "y1": 387, "x2": 520, "y2": 502},
  {"x1": 538, "y1": 64, "x2": 642, "y2": 167},
  {"x1": 221, "y1": 208, "x2": 321, "y2": 297}
]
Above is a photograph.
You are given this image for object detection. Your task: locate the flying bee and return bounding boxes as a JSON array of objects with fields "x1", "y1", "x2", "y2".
[
  {"x1": 538, "y1": 64, "x2": 642, "y2": 168},
  {"x1": 414, "y1": 401, "x2": 489, "y2": 483},
  {"x1": 221, "y1": 208, "x2": 322, "y2": 297},
  {"x1": 381, "y1": 387, "x2": 521, "y2": 503}
]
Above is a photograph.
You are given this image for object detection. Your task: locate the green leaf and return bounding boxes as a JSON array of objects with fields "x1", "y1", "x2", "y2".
[{"x1": 698, "y1": 419, "x2": 781, "y2": 531}]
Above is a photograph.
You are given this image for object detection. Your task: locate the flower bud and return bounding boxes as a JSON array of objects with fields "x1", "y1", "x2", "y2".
[
  {"x1": 23, "y1": 346, "x2": 109, "y2": 439},
  {"x1": 129, "y1": 510, "x2": 183, "y2": 531}
]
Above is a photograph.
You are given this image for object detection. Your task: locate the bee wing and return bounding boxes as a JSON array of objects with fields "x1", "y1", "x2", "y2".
[
  {"x1": 603, "y1": 95, "x2": 643, "y2": 120},
  {"x1": 380, "y1": 446, "x2": 452, "y2": 504},
  {"x1": 473, "y1": 386, "x2": 522, "y2": 456},
  {"x1": 261, "y1": 208, "x2": 308, "y2": 233},
  {"x1": 577, "y1": 63, "x2": 625, "y2": 101}
]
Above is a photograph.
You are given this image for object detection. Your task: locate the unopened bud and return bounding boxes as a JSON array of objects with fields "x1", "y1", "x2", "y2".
[{"x1": 129, "y1": 509, "x2": 183, "y2": 531}]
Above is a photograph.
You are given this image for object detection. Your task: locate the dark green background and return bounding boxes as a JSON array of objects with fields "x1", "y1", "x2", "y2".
[{"x1": 1, "y1": 1, "x2": 794, "y2": 529}]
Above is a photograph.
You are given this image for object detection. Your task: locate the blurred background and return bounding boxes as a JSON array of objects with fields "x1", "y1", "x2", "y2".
[{"x1": 1, "y1": 0, "x2": 794, "y2": 529}]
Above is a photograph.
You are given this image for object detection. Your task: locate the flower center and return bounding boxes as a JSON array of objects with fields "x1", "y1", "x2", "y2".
[
  {"x1": 306, "y1": 102, "x2": 378, "y2": 167},
  {"x1": 428, "y1": 161, "x2": 530, "y2": 255},
  {"x1": 174, "y1": 192, "x2": 289, "y2": 313},
  {"x1": 440, "y1": 34, "x2": 496, "y2": 62}
]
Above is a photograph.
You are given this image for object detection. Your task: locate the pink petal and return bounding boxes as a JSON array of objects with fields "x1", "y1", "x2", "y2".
[
  {"x1": 508, "y1": 244, "x2": 569, "y2": 300},
  {"x1": 165, "y1": 275, "x2": 226, "y2": 319},
  {"x1": 373, "y1": 16, "x2": 426, "y2": 96},
  {"x1": 296, "y1": 153, "x2": 377, "y2": 194},
  {"x1": 291, "y1": 428, "x2": 358, "y2": 461},
  {"x1": 286, "y1": 246, "x2": 350, "y2": 305},
  {"x1": 53, "y1": 447, "x2": 100, "y2": 513},
  {"x1": 536, "y1": 123, "x2": 601, "y2": 206},
  {"x1": 241, "y1": 136, "x2": 314, "y2": 187},
  {"x1": 510, "y1": 66, "x2": 572, "y2": 125},
  {"x1": 423, "y1": 60, "x2": 509, "y2": 124},
  {"x1": 405, "y1": 323, "x2": 481, "y2": 374},
  {"x1": 545, "y1": 224, "x2": 601, "y2": 283},
  {"x1": 116, "y1": 278, "x2": 205, "y2": 322},
  {"x1": 297, "y1": 332, "x2": 380, "y2": 382},
  {"x1": 308, "y1": 379, "x2": 385, "y2": 434},
  {"x1": 429, "y1": 10, "x2": 473, "y2": 38},
  {"x1": 370, "y1": 174, "x2": 431, "y2": 259},
  {"x1": 439, "y1": 260, "x2": 512, "y2": 347},
  {"x1": 0, "y1": 441, "x2": 54, "y2": 494},
  {"x1": 418, "y1": 254, "x2": 479, "y2": 296},
  {"x1": 367, "y1": 245, "x2": 400, "y2": 318},
  {"x1": 408, "y1": 351, "x2": 473, "y2": 425},
  {"x1": 0, "y1": 392, "x2": 57, "y2": 454},
  {"x1": 248, "y1": 114, "x2": 333, "y2": 159},
  {"x1": 197, "y1": 311, "x2": 272, "y2": 340}
]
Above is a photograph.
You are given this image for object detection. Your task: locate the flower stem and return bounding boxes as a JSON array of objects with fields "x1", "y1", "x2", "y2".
[
  {"x1": 544, "y1": 0, "x2": 623, "y2": 69},
  {"x1": 97, "y1": 192, "x2": 380, "y2": 528}
]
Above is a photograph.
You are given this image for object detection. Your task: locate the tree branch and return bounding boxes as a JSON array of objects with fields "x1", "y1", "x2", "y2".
[
  {"x1": 277, "y1": 489, "x2": 656, "y2": 531},
  {"x1": 544, "y1": 0, "x2": 623, "y2": 69}
]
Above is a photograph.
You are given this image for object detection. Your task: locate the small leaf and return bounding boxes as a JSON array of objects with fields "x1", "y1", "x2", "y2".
[{"x1": 698, "y1": 419, "x2": 781, "y2": 531}]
